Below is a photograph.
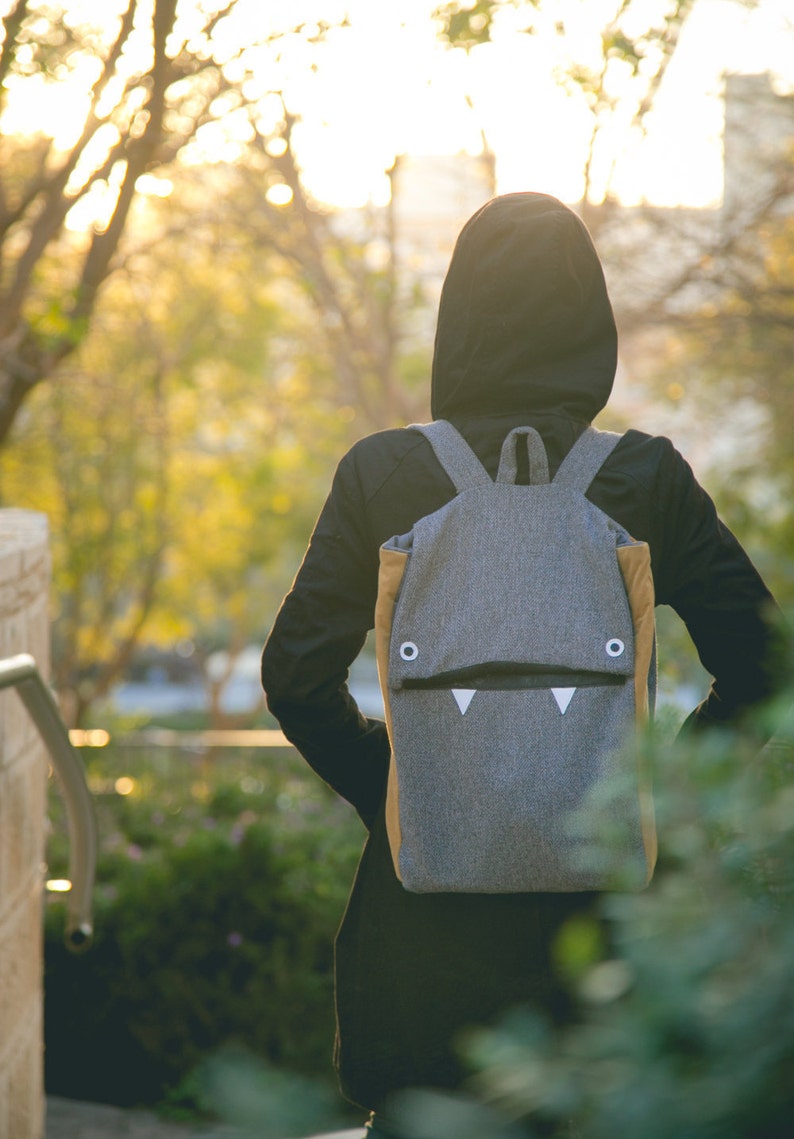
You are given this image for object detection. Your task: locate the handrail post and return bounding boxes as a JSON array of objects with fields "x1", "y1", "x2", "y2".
[{"x1": 0, "y1": 653, "x2": 97, "y2": 950}]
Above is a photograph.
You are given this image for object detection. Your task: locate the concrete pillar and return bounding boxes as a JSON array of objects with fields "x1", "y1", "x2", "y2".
[{"x1": 0, "y1": 511, "x2": 50, "y2": 1139}]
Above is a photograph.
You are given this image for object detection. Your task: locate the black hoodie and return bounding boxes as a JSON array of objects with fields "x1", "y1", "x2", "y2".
[{"x1": 262, "y1": 193, "x2": 777, "y2": 1114}]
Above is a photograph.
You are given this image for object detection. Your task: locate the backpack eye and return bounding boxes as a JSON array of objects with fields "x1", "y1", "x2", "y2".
[
  {"x1": 399, "y1": 642, "x2": 419, "y2": 662},
  {"x1": 606, "y1": 638, "x2": 625, "y2": 658}
]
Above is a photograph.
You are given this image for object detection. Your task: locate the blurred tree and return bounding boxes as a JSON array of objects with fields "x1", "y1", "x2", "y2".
[
  {"x1": 0, "y1": 198, "x2": 336, "y2": 725},
  {"x1": 648, "y1": 210, "x2": 794, "y2": 607},
  {"x1": 0, "y1": 0, "x2": 337, "y2": 446},
  {"x1": 0, "y1": 0, "x2": 434, "y2": 721},
  {"x1": 185, "y1": 110, "x2": 432, "y2": 433},
  {"x1": 3, "y1": 327, "x2": 170, "y2": 726}
]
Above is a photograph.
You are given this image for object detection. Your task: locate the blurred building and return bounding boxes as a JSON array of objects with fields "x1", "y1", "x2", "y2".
[
  {"x1": 594, "y1": 71, "x2": 794, "y2": 458},
  {"x1": 602, "y1": 72, "x2": 794, "y2": 318},
  {"x1": 385, "y1": 152, "x2": 495, "y2": 347},
  {"x1": 723, "y1": 72, "x2": 794, "y2": 224},
  {"x1": 389, "y1": 152, "x2": 496, "y2": 305}
]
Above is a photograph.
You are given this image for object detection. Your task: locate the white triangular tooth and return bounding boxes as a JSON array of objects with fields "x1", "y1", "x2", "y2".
[
  {"x1": 551, "y1": 687, "x2": 576, "y2": 714},
  {"x1": 452, "y1": 689, "x2": 476, "y2": 714}
]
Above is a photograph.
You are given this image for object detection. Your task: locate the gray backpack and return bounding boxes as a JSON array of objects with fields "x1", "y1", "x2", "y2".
[{"x1": 374, "y1": 421, "x2": 657, "y2": 893}]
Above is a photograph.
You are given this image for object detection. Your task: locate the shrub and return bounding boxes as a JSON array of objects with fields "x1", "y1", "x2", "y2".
[{"x1": 44, "y1": 743, "x2": 363, "y2": 1112}]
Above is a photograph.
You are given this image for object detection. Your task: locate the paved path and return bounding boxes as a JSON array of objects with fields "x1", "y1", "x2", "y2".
[{"x1": 46, "y1": 1097, "x2": 363, "y2": 1139}]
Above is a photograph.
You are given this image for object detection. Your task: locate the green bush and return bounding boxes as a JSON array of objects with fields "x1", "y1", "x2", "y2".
[{"x1": 44, "y1": 743, "x2": 363, "y2": 1112}]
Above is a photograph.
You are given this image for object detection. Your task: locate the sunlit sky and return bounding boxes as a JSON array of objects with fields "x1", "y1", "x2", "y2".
[
  {"x1": 3, "y1": 0, "x2": 793, "y2": 209},
  {"x1": 284, "y1": 0, "x2": 794, "y2": 208}
]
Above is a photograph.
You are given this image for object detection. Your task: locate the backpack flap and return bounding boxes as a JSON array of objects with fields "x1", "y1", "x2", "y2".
[{"x1": 384, "y1": 488, "x2": 637, "y2": 690}]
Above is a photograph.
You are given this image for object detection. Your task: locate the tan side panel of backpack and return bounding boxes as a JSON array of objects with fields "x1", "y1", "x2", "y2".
[
  {"x1": 375, "y1": 547, "x2": 409, "y2": 879},
  {"x1": 617, "y1": 542, "x2": 657, "y2": 877}
]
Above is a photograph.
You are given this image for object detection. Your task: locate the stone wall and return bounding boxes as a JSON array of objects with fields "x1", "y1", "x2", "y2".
[{"x1": 0, "y1": 510, "x2": 50, "y2": 1139}]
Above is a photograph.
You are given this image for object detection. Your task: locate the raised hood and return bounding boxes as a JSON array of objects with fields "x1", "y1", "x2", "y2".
[{"x1": 431, "y1": 193, "x2": 617, "y2": 423}]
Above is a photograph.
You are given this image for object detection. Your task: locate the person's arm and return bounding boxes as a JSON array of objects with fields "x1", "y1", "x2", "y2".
[
  {"x1": 261, "y1": 449, "x2": 389, "y2": 828},
  {"x1": 653, "y1": 440, "x2": 782, "y2": 733}
]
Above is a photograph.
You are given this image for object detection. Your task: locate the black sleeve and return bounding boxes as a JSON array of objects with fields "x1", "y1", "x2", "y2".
[
  {"x1": 652, "y1": 438, "x2": 782, "y2": 732},
  {"x1": 260, "y1": 448, "x2": 389, "y2": 828}
]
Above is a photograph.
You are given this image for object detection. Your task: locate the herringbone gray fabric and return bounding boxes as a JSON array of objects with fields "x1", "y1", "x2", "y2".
[
  {"x1": 407, "y1": 419, "x2": 491, "y2": 492},
  {"x1": 552, "y1": 426, "x2": 624, "y2": 491}
]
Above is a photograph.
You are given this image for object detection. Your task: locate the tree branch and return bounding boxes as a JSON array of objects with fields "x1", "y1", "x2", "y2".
[{"x1": 0, "y1": 0, "x2": 30, "y2": 103}]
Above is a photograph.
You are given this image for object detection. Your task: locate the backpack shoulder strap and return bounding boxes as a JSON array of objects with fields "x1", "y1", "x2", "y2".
[
  {"x1": 552, "y1": 427, "x2": 623, "y2": 493},
  {"x1": 411, "y1": 420, "x2": 492, "y2": 493}
]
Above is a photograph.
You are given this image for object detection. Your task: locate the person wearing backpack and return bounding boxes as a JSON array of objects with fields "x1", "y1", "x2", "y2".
[{"x1": 261, "y1": 192, "x2": 779, "y2": 1138}]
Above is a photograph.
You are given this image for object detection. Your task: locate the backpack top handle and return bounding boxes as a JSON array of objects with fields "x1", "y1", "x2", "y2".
[{"x1": 496, "y1": 426, "x2": 550, "y2": 486}]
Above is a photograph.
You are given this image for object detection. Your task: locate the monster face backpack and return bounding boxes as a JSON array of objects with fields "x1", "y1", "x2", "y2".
[{"x1": 374, "y1": 421, "x2": 657, "y2": 894}]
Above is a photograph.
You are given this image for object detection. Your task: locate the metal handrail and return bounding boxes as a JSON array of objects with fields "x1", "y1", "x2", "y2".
[{"x1": 0, "y1": 653, "x2": 97, "y2": 951}]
